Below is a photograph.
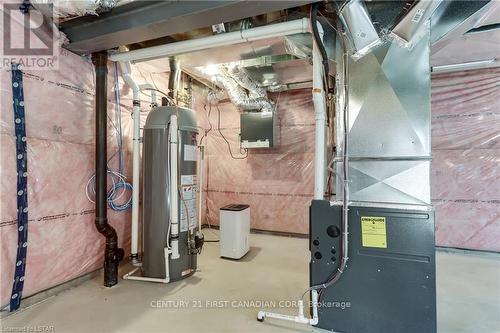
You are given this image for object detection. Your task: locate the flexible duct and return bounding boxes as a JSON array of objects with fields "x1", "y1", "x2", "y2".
[
  {"x1": 389, "y1": 0, "x2": 441, "y2": 49},
  {"x1": 33, "y1": 0, "x2": 117, "y2": 19},
  {"x1": 222, "y1": 65, "x2": 267, "y2": 99},
  {"x1": 215, "y1": 65, "x2": 274, "y2": 113}
]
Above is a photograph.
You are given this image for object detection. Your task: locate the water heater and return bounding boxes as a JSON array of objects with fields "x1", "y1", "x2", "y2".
[{"x1": 142, "y1": 106, "x2": 203, "y2": 281}]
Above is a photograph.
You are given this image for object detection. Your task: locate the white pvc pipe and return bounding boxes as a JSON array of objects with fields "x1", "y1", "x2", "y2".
[
  {"x1": 109, "y1": 18, "x2": 310, "y2": 63},
  {"x1": 312, "y1": 22, "x2": 327, "y2": 200},
  {"x1": 120, "y1": 61, "x2": 141, "y2": 261},
  {"x1": 198, "y1": 146, "x2": 204, "y2": 232},
  {"x1": 170, "y1": 114, "x2": 180, "y2": 260},
  {"x1": 139, "y1": 83, "x2": 158, "y2": 106},
  {"x1": 257, "y1": 290, "x2": 319, "y2": 325},
  {"x1": 123, "y1": 247, "x2": 171, "y2": 283}
]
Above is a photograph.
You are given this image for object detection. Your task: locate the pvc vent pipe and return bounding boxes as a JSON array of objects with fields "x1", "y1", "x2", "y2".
[
  {"x1": 109, "y1": 18, "x2": 310, "y2": 63},
  {"x1": 120, "y1": 61, "x2": 141, "y2": 263},
  {"x1": 312, "y1": 22, "x2": 327, "y2": 200},
  {"x1": 170, "y1": 114, "x2": 180, "y2": 260}
]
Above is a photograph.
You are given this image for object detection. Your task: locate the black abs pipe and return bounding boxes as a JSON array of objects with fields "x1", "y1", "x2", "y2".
[{"x1": 92, "y1": 52, "x2": 124, "y2": 287}]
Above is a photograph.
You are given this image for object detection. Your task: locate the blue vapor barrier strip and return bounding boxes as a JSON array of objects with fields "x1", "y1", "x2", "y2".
[{"x1": 10, "y1": 63, "x2": 29, "y2": 312}]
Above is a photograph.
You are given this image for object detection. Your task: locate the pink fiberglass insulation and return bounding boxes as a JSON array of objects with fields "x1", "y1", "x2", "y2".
[
  {"x1": 1, "y1": 19, "x2": 498, "y2": 309},
  {"x1": 0, "y1": 14, "x2": 171, "y2": 305},
  {"x1": 431, "y1": 68, "x2": 500, "y2": 252},
  {"x1": 197, "y1": 68, "x2": 500, "y2": 251},
  {"x1": 197, "y1": 89, "x2": 315, "y2": 235}
]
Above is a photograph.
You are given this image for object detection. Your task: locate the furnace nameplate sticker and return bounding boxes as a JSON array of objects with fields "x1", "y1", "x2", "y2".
[
  {"x1": 184, "y1": 144, "x2": 198, "y2": 162},
  {"x1": 361, "y1": 216, "x2": 387, "y2": 248}
]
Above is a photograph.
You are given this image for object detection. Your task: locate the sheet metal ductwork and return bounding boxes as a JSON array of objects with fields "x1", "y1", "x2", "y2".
[
  {"x1": 168, "y1": 57, "x2": 181, "y2": 101},
  {"x1": 215, "y1": 65, "x2": 274, "y2": 113},
  {"x1": 389, "y1": 0, "x2": 441, "y2": 49},
  {"x1": 339, "y1": 0, "x2": 382, "y2": 60},
  {"x1": 309, "y1": 4, "x2": 436, "y2": 332},
  {"x1": 334, "y1": 21, "x2": 432, "y2": 206}
]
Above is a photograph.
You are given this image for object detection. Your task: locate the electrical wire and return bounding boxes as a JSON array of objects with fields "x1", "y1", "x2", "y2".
[
  {"x1": 85, "y1": 63, "x2": 132, "y2": 211},
  {"x1": 301, "y1": 7, "x2": 351, "y2": 302},
  {"x1": 215, "y1": 102, "x2": 248, "y2": 160},
  {"x1": 141, "y1": 87, "x2": 176, "y2": 105},
  {"x1": 199, "y1": 97, "x2": 213, "y2": 146},
  {"x1": 85, "y1": 170, "x2": 132, "y2": 210},
  {"x1": 311, "y1": 3, "x2": 331, "y2": 94}
]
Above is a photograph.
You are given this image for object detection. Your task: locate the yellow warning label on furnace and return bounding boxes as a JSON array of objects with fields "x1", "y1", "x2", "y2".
[{"x1": 361, "y1": 217, "x2": 387, "y2": 248}]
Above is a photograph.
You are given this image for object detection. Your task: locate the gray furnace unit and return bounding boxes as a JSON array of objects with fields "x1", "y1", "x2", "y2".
[
  {"x1": 142, "y1": 106, "x2": 203, "y2": 281},
  {"x1": 309, "y1": 7, "x2": 436, "y2": 333},
  {"x1": 310, "y1": 201, "x2": 436, "y2": 332}
]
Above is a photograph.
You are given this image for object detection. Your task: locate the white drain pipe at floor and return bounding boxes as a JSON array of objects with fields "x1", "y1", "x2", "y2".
[
  {"x1": 123, "y1": 247, "x2": 171, "y2": 283},
  {"x1": 255, "y1": 20, "x2": 326, "y2": 326},
  {"x1": 257, "y1": 290, "x2": 319, "y2": 325}
]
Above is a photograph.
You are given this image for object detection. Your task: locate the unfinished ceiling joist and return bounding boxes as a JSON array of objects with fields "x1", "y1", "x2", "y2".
[{"x1": 59, "y1": 0, "x2": 315, "y2": 54}]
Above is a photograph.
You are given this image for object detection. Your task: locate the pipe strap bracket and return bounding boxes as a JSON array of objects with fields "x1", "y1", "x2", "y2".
[{"x1": 9, "y1": 63, "x2": 28, "y2": 312}]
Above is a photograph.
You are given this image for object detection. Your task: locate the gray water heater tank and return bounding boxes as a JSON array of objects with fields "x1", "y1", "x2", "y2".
[{"x1": 142, "y1": 106, "x2": 199, "y2": 280}]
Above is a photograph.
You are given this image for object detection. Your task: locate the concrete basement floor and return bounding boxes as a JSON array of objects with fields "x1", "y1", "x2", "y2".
[{"x1": 2, "y1": 231, "x2": 499, "y2": 333}]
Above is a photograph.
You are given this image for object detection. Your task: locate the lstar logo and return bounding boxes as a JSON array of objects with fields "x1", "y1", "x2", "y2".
[{"x1": 2, "y1": 2, "x2": 58, "y2": 69}]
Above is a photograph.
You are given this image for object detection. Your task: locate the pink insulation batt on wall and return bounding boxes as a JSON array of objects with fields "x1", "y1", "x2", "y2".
[
  {"x1": 199, "y1": 89, "x2": 314, "y2": 235},
  {"x1": 0, "y1": 14, "x2": 172, "y2": 305},
  {"x1": 1, "y1": 23, "x2": 498, "y2": 308},
  {"x1": 431, "y1": 68, "x2": 500, "y2": 252},
  {"x1": 199, "y1": 69, "x2": 500, "y2": 251}
]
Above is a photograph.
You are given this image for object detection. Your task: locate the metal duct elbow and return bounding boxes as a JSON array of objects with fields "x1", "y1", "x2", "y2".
[
  {"x1": 388, "y1": 0, "x2": 441, "y2": 49},
  {"x1": 339, "y1": 0, "x2": 382, "y2": 60}
]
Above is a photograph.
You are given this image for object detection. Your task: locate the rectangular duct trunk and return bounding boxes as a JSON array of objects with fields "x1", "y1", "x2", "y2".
[{"x1": 335, "y1": 23, "x2": 432, "y2": 207}]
